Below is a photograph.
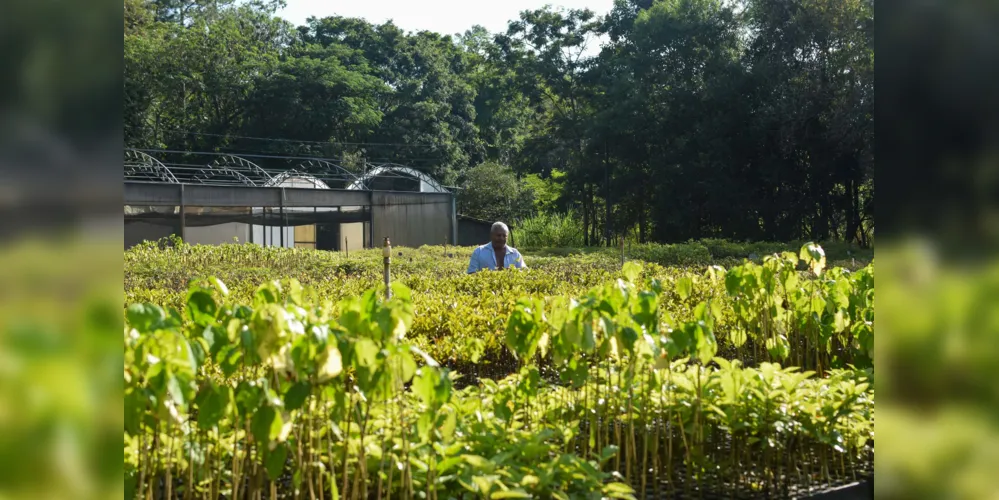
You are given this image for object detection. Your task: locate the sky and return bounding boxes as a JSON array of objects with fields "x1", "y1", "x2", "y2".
[{"x1": 277, "y1": 0, "x2": 618, "y2": 38}]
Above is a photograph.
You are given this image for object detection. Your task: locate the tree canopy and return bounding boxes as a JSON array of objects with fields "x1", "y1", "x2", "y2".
[{"x1": 125, "y1": 0, "x2": 874, "y2": 246}]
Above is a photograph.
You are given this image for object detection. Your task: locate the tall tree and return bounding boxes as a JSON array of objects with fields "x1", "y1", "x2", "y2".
[
  {"x1": 497, "y1": 6, "x2": 604, "y2": 242},
  {"x1": 123, "y1": 0, "x2": 874, "y2": 245}
]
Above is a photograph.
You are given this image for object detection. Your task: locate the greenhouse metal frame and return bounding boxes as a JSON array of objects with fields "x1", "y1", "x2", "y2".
[{"x1": 124, "y1": 149, "x2": 458, "y2": 251}]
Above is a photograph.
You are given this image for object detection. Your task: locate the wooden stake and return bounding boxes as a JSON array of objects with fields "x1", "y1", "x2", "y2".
[{"x1": 383, "y1": 237, "x2": 392, "y2": 299}]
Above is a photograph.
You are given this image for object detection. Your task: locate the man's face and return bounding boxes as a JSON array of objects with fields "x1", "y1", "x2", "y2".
[{"x1": 491, "y1": 228, "x2": 508, "y2": 249}]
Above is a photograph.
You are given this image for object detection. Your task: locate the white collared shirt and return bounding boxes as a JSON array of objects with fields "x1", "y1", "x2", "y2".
[{"x1": 466, "y1": 243, "x2": 527, "y2": 274}]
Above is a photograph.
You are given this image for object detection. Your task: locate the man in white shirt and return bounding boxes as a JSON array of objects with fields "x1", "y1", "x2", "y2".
[{"x1": 466, "y1": 222, "x2": 527, "y2": 273}]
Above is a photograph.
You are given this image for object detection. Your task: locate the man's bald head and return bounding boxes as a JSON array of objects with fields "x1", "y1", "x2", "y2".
[{"x1": 490, "y1": 221, "x2": 509, "y2": 249}]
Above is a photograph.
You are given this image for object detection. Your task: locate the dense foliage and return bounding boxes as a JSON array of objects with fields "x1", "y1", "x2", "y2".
[
  {"x1": 124, "y1": 0, "x2": 873, "y2": 245},
  {"x1": 515, "y1": 211, "x2": 587, "y2": 248},
  {"x1": 124, "y1": 242, "x2": 873, "y2": 498},
  {"x1": 126, "y1": 239, "x2": 871, "y2": 373}
]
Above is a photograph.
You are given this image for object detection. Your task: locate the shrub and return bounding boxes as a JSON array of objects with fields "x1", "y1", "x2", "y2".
[{"x1": 515, "y1": 210, "x2": 585, "y2": 248}]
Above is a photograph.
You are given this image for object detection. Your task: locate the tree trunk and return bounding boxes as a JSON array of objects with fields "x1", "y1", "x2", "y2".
[
  {"x1": 846, "y1": 177, "x2": 860, "y2": 245},
  {"x1": 604, "y1": 142, "x2": 611, "y2": 246},
  {"x1": 588, "y1": 183, "x2": 596, "y2": 246},
  {"x1": 813, "y1": 196, "x2": 830, "y2": 242},
  {"x1": 639, "y1": 183, "x2": 647, "y2": 244},
  {"x1": 583, "y1": 182, "x2": 590, "y2": 246}
]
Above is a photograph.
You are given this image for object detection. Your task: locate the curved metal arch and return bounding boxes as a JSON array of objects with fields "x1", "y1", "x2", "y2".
[
  {"x1": 208, "y1": 155, "x2": 272, "y2": 184},
  {"x1": 346, "y1": 163, "x2": 449, "y2": 193},
  {"x1": 124, "y1": 149, "x2": 179, "y2": 183},
  {"x1": 263, "y1": 170, "x2": 331, "y2": 189},
  {"x1": 285, "y1": 159, "x2": 361, "y2": 188},
  {"x1": 192, "y1": 165, "x2": 257, "y2": 186}
]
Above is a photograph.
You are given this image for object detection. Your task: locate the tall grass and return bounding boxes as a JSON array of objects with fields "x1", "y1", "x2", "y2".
[{"x1": 515, "y1": 210, "x2": 585, "y2": 248}]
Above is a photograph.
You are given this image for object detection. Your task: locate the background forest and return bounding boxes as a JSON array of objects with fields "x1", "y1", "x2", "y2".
[{"x1": 124, "y1": 0, "x2": 873, "y2": 246}]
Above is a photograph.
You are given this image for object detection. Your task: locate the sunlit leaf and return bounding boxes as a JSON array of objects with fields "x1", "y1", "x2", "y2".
[
  {"x1": 677, "y1": 277, "x2": 693, "y2": 300},
  {"x1": 622, "y1": 261, "x2": 642, "y2": 283}
]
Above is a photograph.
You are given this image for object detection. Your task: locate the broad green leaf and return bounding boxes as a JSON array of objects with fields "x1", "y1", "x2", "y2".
[
  {"x1": 409, "y1": 345, "x2": 440, "y2": 367},
  {"x1": 491, "y1": 490, "x2": 530, "y2": 499},
  {"x1": 730, "y1": 327, "x2": 747, "y2": 347},
  {"x1": 706, "y1": 265, "x2": 725, "y2": 283},
  {"x1": 209, "y1": 277, "x2": 229, "y2": 297},
  {"x1": 599, "y1": 445, "x2": 619, "y2": 463},
  {"x1": 766, "y1": 335, "x2": 790, "y2": 360},
  {"x1": 632, "y1": 291, "x2": 658, "y2": 329},
  {"x1": 390, "y1": 282, "x2": 412, "y2": 303},
  {"x1": 724, "y1": 269, "x2": 742, "y2": 296},
  {"x1": 353, "y1": 339, "x2": 379, "y2": 369},
  {"x1": 463, "y1": 455, "x2": 491, "y2": 469},
  {"x1": 783, "y1": 271, "x2": 799, "y2": 293},
  {"x1": 218, "y1": 345, "x2": 242, "y2": 378},
  {"x1": 437, "y1": 456, "x2": 463, "y2": 474},
  {"x1": 709, "y1": 299, "x2": 723, "y2": 324},
  {"x1": 126, "y1": 303, "x2": 165, "y2": 332},
  {"x1": 621, "y1": 261, "x2": 642, "y2": 283},
  {"x1": 517, "y1": 366, "x2": 541, "y2": 397},
  {"x1": 833, "y1": 310, "x2": 848, "y2": 332},
  {"x1": 438, "y1": 407, "x2": 458, "y2": 441},
  {"x1": 694, "y1": 302, "x2": 709, "y2": 322},
  {"x1": 166, "y1": 372, "x2": 187, "y2": 408},
  {"x1": 417, "y1": 412, "x2": 434, "y2": 440},
  {"x1": 464, "y1": 338, "x2": 485, "y2": 364},
  {"x1": 252, "y1": 304, "x2": 288, "y2": 361},
  {"x1": 677, "y1": 277, "x2": 693, "y2": 300},
  {"x1": 265, "y1": 443, "x2": 289, "y2": 480},
  {"x1": 254, "y1": 282, "x2": 280, "y2": 306},
  {"x1": 124, "y1": 389, "x2": 143, "y2": 436},
  {"x1": 203, "y1": 324, "x2": 228, "y2": 357},
  {"x1": 283, "y1": 381, "x2": 311, "y2": 411},
  {"x1": 694, "y1": 323, "x2": 717, "y2": 365},
  {"x1": 317, "y1": 345, "x2": 343, "y2": 382},
  {"x1": 472, "y1": 475, "x2": 493, "y2": 494},
  {"x1": 186, "y1": 289, "x2": 217, "y2": 325},
  {"x1": 506, "y1": 299, "x2": 542, "y2": 359},
  {"x1": 235, "y1": 380, "x2": 264, "y2": 416},
  {"x1": 196, "y1": 383, "x2": 230, "y2": 430},
  {"x1": 800, "y1": 242, "x2": 827, "y2": 275},
  {"x1": 251, "y1": 406, "x2": 276, "y2": 445},
  {"x1": 581, "y1": 315, "x2": 596, "y2": 352},
  {"x1": 616, "y1": 326, "x2": 639, "y2": 355},
  {"x1": 811, "y1": 295, "x2": 827, "y2": 315},
  {"x1": 604, "y1": 482, "x2": 636, "y2": 497},
  {"x1": 394, "y1": 349, "x2": 417, "y2": 384},
  {"x1": 413, "y1": 367, "x2": 446, "y2": 408}
]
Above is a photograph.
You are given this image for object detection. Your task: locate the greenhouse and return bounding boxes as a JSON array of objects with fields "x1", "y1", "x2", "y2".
[{"x1": 123, "y1": 149, "x2": 457, "y2": 250}]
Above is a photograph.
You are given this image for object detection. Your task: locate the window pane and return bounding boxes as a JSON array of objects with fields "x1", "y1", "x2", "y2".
[{"x1": 295, "y1": 224, "x2": 316, "y2": 244}]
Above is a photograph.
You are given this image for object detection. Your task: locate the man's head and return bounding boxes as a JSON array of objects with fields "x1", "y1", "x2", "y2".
[{"x1": 490, "y1": 222, "x2": 509, "y2": 249}]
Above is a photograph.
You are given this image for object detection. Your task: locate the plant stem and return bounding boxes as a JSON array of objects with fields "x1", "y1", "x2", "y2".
[
  {"x1": 137, "y1": 421, "x2": 148, "y2": 500},
  {"x1": 341, "y1": 389, "x2": 354, "y2": 500},
  {"x1": 639, "y1": 367, "x2": 650, "y2": 498},
  {"x1": 165, "y1": 420, "x2": 174, "y2": 500}
]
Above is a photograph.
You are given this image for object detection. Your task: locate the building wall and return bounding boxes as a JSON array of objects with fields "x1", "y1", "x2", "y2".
[
  {"x1": 371, "y1": 192, "x2": 454, "y2": 248},
  {"x1": 458, "y1": 218, "x2": 492, "y2": 246},
  {"x1": 124, "y1": 221, "x2": 175, "y2": 249},
  {"x1": 186, "y1": 222, "x2": 250, "y2": 245},
  {"x1": 251, "y1": 225, "x2": 295, "y2": 248},
  {"x1": 341, "y1": 222, "x2": 364, "y2": 251},
  {"x1": 125, "y1": 189, "x2": 456, "y2": 250}
]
